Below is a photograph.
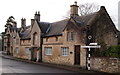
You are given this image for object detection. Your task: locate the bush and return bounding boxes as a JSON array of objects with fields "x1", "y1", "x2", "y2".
[{"x1": 104, "y1": 45, "x2": 120, "y2": 58}]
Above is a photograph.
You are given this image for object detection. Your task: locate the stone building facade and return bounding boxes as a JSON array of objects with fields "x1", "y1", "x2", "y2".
[{"x1": 2, "y1": 2, "x2": 119, "y2": 68}]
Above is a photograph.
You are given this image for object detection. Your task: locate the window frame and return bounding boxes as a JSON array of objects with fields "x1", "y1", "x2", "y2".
[
  {"x1": 16, "y1": 47, "x2": 19, "y2": 54},
  {"x1": 67, "y1": 32, "x2": 76, "y2": 41},
  {"x1": 25, "y1": 47, "x2": 29, "y2": 54},
  {"x1": 61, "y1": 47, "x2": 69, "y2": 56},
  {"x1": 45, "y1": 47, "x2": 52, "y2": 56}
]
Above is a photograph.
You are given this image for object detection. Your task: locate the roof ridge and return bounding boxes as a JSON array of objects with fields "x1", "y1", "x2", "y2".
[{"x1": 51, "y1": 18, "x2": 69, "y2": 24}]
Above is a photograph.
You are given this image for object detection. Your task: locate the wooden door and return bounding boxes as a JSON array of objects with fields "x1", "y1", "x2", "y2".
[{"x1": 74, "y1": 45, "x2": 80, "y2": 65}]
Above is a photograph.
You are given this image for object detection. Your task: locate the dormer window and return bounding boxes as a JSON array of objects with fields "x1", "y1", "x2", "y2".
[{"x1": 67, "y1": 32, "x2": 76, "y2": 41}]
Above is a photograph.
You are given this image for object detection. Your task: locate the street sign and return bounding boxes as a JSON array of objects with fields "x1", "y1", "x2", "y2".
[
  {"x1": 89, "y1": 43, "x2": 98, "y2": 45},
  {"x1": 81, "y1": 44, "x2": 101, "y2": 70},
  {"x1": 81, "y1": 46, "x2": 101, "y2": 48}
]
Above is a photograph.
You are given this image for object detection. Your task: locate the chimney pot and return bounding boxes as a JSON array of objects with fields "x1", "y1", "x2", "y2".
[
  {"x1": 21, "y1": 18, "x2": 26, "y2": 28},
  {"x1": 34, "y1": 11, "x2": 40, "y2": 21},
  {"x1": 74, "y1": 1, "x2": 77, "y2": 5}
]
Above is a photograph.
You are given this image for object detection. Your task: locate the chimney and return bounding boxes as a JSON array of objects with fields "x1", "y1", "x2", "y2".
[
  {"x1": 70, "y1": 1, "x2": 79, "y2": 17},
  {"x1": 31, "y1": 19, "x2": 35, "y2": 25},
  {"x1": 21, "y1": 18, "x2": 26, "y2": 28},
  {"x1": 34, "y1": 11, "x2": 40, "y2": 21}
]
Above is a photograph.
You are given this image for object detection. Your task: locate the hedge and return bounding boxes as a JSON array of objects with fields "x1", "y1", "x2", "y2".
[{"x1": 104, "y1": 45, "x2": 120, "y2": 58}]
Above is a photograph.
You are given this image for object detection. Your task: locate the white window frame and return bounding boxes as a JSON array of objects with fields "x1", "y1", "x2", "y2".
[
  {"x1": 67, "y1": 32, "x2": 76, "y2": 41},
  {"x1": 61, "y1": 47, "x2": 69, "y2": 56},
  {"x1": 25, "y1": 47, "x2": 29, "y2": 54},
  {"x1": 45, "y1": 47, "x2": 52, "y2": 55},
  {"x1": 16, "y1": 47, "x2": 19, "y2": 54}
]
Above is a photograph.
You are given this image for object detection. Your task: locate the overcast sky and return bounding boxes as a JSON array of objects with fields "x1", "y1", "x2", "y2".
[{"x1": 0, "y1": 0, "x2": 119, "y2": 33}]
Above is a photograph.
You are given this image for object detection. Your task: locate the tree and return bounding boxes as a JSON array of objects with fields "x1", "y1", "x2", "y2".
[
  {"x1": 79, "y1": 3, "x2": 99, "y2": 16},
  {"x1": 63, "y1": 3, "x2": 100, "y2": 18}
]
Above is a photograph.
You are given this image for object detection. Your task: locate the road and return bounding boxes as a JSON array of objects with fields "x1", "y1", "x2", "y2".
[
  {"x1": 0, "y1": 52, "x2": 109, "y2": 75},
  {"x1": 1, "y1": 57, "x2": 75, "y2": 73}
]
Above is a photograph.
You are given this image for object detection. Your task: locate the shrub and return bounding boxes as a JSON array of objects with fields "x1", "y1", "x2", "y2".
[{"x1": 104, "y1": 45, "x2": 120, "y2": 58}]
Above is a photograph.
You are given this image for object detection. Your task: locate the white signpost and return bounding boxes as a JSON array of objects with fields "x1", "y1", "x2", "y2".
[{"x1": 81, "y1": 43, "x2": 101, "y2": 70}]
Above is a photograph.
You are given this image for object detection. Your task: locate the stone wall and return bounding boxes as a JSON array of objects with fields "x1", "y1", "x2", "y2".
[{"x1": 91, "y1": 57, "x2": 120, "y2": 73}]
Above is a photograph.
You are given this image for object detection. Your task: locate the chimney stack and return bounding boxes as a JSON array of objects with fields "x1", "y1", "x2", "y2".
[
  {"x1": 70, "y1": 1, "x2": 79, "y2": 17},
  {"x1": 21, "y1": 18, "x2": 26, "y2": 28},
  {"x1": 34, "y1": 11, "x2": 40, "y2": 21},
  {"x1": 31, "y1": 19, "x2": 35, "y2": 26}
]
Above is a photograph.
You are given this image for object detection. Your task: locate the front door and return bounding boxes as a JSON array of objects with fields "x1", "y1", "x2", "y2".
[
  {"x1": 33, "y1": 47, "x2": 37, "y2": 61},
  {"x1": 74, "y1": 45, "x2": 80, "y2": 65}
]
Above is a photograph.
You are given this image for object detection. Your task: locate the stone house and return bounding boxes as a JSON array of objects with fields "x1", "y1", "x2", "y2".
[
  {"x1": 3, "y1": 16, "x2": 17, "y2": 55},
  {"x1": 42, "y1": 2, "x2": 119, "y2": 68},
  {"x1": 2, "y1": 2, "x2": 119, "y2": 68},
  {"x1": 3, "y1": 17, "x2": 32, "y2": 59}
]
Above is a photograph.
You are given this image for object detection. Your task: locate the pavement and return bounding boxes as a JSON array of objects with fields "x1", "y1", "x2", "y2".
[{"x1": 1, "y1": 54, "x2": 108, "y2": 74}]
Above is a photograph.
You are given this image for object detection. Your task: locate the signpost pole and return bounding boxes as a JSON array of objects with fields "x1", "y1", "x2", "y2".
[
  {"x1": 81, "y1": 43, "x2": 101, "y2": 70},
  {"x1": 87, "y1": 48, "x2": 91, "y2": 70}
]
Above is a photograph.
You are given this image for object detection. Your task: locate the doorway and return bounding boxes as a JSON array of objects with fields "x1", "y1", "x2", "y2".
[
  {"x1": 34, "y1": 48, "x2": 37, "y2": 61},
  {"x1": 74, "y1": 45, "x2": 80, "y2": 65}
]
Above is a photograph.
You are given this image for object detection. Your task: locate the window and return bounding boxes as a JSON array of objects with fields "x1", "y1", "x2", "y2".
[
  {"x1": 61, "y1": 47, "x2": 69, "y2": 56},
  {"x1": 25, "y1": 47, "x2": 29, "y2": 54},
  {"x1": 16, "y1": 47, "x2": 19, "y2": 54},
  {"x1": 45, "y1": 47, "x2": 52, "y2": 55},
  {"x1": 33, "y1": 32, "x2": 37, "y2": 45},
  {"x1": 67, "y1": 32, "x2": 76, "y2": 41}
]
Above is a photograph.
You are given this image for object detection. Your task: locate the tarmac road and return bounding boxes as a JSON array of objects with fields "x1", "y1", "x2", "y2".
[
  {"x1": 1, "y1": 56, "x2": 75, "y2": 73},
  {"x1": 1, "y1": 53, "x2": 116, "y2": 75}
]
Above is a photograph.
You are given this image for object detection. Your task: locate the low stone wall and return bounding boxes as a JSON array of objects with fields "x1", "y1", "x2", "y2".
[{"x1": 90, "y1": 57, "x2": 120, "y2": 73}]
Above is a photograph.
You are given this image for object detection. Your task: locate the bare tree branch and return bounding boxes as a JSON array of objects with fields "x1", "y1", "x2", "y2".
[
  {"x1": 79, "y1": 3, "x2": 100, "y2": 16},
  {"x1": 63, "y1": 3, "x2": 100, "y2": 19}
]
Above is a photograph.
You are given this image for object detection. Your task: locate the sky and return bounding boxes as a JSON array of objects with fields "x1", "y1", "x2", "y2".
[{"x1": 0, "y1": 0, "x2": 119, "y2": 33}]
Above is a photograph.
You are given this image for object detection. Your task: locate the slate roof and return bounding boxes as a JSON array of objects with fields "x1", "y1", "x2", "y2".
[
  {"x1": 19, "y1": 22, "x2": 50, "y2": 39},
  {"x1": 9, "y1": 26, "x2": 17, "y2": 32},
  {"x1": 73, "y1": 13, "x2": 97, "y2": 26},
  {"x1": 44, "y1": 19, "x2": 69, "y2": 37},
  {"x1": 19, "y1": 26, "x2": 31, "y2": 40},
  {"x1": 44, "y1": 12, "x2": 97, "y2": 37},
  {"x1": 37, "y1": 21, "x2": 51, "y2": 33},
  {"x1": 18, "y1": 6, "x2": 118, "y2": 39}
]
